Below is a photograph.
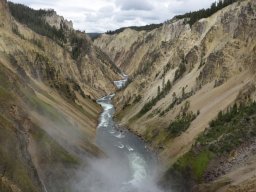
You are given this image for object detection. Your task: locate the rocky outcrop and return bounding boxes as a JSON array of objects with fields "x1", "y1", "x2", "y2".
[
  {"x1": 44, "y1": 10, "x2": 73, "y2": 31},
  {"x1": 95, "y1": 19, "x2": 188, "y2": 76}
]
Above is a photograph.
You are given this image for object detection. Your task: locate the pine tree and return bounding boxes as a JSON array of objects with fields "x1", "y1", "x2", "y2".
[{"x1": 157, "y1": 86, "x2": 161, "y2": 96}]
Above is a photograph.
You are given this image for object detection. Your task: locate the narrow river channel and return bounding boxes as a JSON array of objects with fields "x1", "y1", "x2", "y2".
[{"x1": 93, "y1": 75, "x2": 162, "y2": 192}]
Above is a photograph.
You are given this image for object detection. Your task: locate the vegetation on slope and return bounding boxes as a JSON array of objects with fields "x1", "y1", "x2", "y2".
[
  {"x1": 176, "y1": 0, "x2": 238, "y2": 26},
  {"x1": 173, "y1": 100, "x2": 256, "y2": 182},
  {"x1": 70, "y1": 32, "x2": 91, "y2": 60},
  {"x1": 8, "y1": 2, "x2": 100, "y2": 62},
  {"x1": 138, "y1": 80, "x2": 172, "y2": 116},
  {"x1": 199, "y1": 102, "x2": 256, "y2": 154},
  {"x1": 142, "y1": 101, "x2": 198, "y2": 153},
  {"x1": 174, "y1": 62, "x2": 186, "y2": 82},
  {"x1": 0, "y1": 117, "x2": 40, "y2": 192},
  {"x1": 160, "y1": 87, "x2": 195, "y2": 117},
  {"x1": 105, "y1": 23, "x2": 163, "y2": 35},
  {"x1": 104, "y1": 0, "x2": 238, "y2": 36},
  {"x1": 8, "y1": 1, "x2": 122, "y2": 80},
  {"x1": 160, "y1": 62, "x2": 172, "y2": 79},
  {"x1": 8, "y1": 2, "x2": 66, "y2": 44},
  {"x1": 0, "y1": 66, "x2": 40, "y2": 192},
  {"x1": 168, "y1": 110, "x2": 197, "y2": 137}
]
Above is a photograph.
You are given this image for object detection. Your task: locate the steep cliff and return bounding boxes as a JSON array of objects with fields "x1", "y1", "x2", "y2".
[
  {"x1": 7, "y1": 1, "x2": 121, "y2": 99},
  {"x1": 43, "y1": 10, "x2": 73, "y2": 31},
  {"x1": 0, "y1": 1, "x2": 120, "y2": 191},
  {"x1": 95, "y1": 0, "x2": 256, "y2": 190}
]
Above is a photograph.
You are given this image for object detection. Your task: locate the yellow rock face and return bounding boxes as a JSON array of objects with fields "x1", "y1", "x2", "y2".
[{"x1": 95, "y1": 0, "x2": 256, "y2": 188}]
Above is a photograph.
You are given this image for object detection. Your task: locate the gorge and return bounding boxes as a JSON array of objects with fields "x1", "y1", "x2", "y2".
[
  {"x1": 0, "y1": 0, "x2": 256, "y2": 192},
  {"x1": 73, "y1": 76, "x2": 162, "y2": 192}
]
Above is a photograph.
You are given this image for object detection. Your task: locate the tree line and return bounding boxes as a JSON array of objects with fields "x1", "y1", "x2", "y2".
[
  {"x1": 176, "y1": 0, "x2": 238, "y2": 26},
  {"x1": 105, "y1": 23, "x2": 163, "y2": 35},
  {"x1": 105, "y1": 0, "x2": 238, "y2": 35},
  {"x1": 8, "y1": 2, "x2": 66, "y2": 43}
]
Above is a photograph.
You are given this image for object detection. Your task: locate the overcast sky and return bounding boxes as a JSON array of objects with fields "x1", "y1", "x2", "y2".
[{"x1": 10, "y1": 0, "x2": 214, "y2": 32}]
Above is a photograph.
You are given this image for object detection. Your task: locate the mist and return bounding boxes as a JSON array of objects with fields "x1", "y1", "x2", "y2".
[
  {"x1": 27, "y1": 81, "x2": 164, "y2": 192},
  {"x1": 69, "y1": 94, "x2": 164, "y2": 192},
  {"x1": 71, "y1": 147, "x2": 163, "y2": 192}
]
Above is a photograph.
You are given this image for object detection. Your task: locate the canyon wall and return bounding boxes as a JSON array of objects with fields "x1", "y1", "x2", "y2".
[
  {"x1": 95, "y1": 0, "x2": 256, "y2": 191},
  {"x1": 0, "y1": 0, "x2": 120, "y2": 191}
]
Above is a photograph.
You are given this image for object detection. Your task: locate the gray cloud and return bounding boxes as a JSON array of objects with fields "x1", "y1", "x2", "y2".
[
  {"x1": 116, "y1": 0, "x2": 153, "y2": 11},
  {"x1": 9, "y1": 0, "x2": 214, "y2": 32}
]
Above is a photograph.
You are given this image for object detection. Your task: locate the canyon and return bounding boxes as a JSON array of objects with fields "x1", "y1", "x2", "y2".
[
  {"x1": 95, "y1": 0, "x2": 256, "y2": 191},
  {"x1": 0, "y1": 0, "x2": 256, "y2": 191}
]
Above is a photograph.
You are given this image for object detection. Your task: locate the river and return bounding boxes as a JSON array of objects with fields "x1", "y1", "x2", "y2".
[{"x1": 93, "y1": 75, "x2": 162, "y2": 192}]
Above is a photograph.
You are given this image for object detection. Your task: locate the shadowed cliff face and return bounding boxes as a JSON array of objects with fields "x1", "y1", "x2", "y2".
[
  {"x1": 95, "y1": 0, "x2": 256, "y2": 191},
  {"x1": 0, "y1": 66, "x2": 100, "y2": 192}
]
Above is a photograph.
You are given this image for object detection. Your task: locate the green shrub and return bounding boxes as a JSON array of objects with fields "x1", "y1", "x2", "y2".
[
  {"x1": 138, "y1": 80, "x2": 172, "y2": 116},
  {"x1": 172, "y1": 101, "x2": 256, "y2": 184},
  {"x1": 174, "y1": 62, "x2": 186, "y2": 82},
  {"x1": 168, "y1": 112, "x2": 196, "y2": 137},
  {"x1": 133, "y1": 95, "x2": 142, "y2": 103},
  {"x1": 30, "y1": 39, "x2": 44, "y2": 50},
  {"x1": 161, "y1": 63, "x2": 172, "y2": 79},
  {"x1": 160, "y1": 88, "x2": 194, "y2": 116},
  {"x1": 175, "y1": 150, "x2": 213, "y2": 181},
  {"x1": 198, "y1": 102, "x2": 256, "y2": 154}
]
